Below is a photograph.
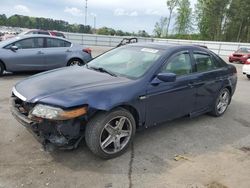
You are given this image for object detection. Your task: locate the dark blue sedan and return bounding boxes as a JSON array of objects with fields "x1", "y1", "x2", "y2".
[{"x1": 11, "y1": 43, "x2": 237, "y2": 159}]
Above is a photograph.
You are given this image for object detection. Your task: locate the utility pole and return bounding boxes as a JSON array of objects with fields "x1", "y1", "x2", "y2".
[
  {"x1": 93, "y1": 15, "x2": 96, "y2": 30},
  {"x1": 85, "y1": 0, "x2": 88, "y2": 25}
]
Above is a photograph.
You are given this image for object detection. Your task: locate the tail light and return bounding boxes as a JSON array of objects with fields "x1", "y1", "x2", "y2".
[
  {"x1": 83, "y1": 48, "x2": 92, "y2": 54},
  {"x1": 245, "y1": 59, "x2": 250, "y2": 64}
]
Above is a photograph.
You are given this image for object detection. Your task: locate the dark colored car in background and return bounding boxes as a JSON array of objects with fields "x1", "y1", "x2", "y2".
[
  {"x1": 229, "y1": 47, "x2": 250, "y2": 64},
  {"x1": 49, "y1": 31, "x2": 66, "y2": 38},
  {"x1": 11, "y1": 43, "x2": 237, "y2": 159},
  {"x1": 0, "y1": 35, "x2": 92, "y2": 75}
]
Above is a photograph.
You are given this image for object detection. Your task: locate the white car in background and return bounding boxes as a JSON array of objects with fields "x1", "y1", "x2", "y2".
[{"x1": 242, "y1": 59, "x2": 250, "y2": 79}]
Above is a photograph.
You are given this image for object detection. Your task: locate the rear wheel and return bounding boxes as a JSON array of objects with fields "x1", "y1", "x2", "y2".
[
  {"x1": 210, "y1": 88, "x2": 231, "y2": 117},
  {"x1": 247, "y1": 75, "x2": 250, "y2": 79},
  {"x1": 67, "y1": 59, "x2": 84, "y2": 66},
  {"x1": 0, "y1": 63, "x2": 4, "y2": 76},
  {"x1": 85, "y1": 108, "x2": 136, "y2": 159}
]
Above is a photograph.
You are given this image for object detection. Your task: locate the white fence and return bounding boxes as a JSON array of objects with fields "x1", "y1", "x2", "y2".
[{"x1": 64, "y1": 32, "x2": 250, "y2": 56}]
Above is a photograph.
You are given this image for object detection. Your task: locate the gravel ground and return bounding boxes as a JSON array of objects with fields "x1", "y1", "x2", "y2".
[{"x1": 0, "y1": 47, "x2": 249, "y2": 188}]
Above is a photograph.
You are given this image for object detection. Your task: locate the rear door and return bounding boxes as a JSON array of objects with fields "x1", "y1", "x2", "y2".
[
  {"x1": 3, "y1": 37, "x2": 46, "y2": 71},
  {"x1": 191, "y1": 50, "x2": 227, "y2": 113},
  {"x1": 42, "y1": 38, "x2": 71, "y2": 69}
]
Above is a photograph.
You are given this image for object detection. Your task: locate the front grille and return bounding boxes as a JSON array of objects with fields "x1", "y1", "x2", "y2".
[{"x1": 12, "y1": 95, "x2": 34, "y2": 117}]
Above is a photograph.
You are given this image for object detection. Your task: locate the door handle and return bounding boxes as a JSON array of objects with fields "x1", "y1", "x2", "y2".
[
  {"x1": 188, "y1": 81, "x2": 204, "y2": 87},
  {"x1": 66, "y1": 49, "x2": 72, "y2": 52}
]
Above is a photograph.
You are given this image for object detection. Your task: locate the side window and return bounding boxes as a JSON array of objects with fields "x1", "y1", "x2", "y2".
[
  {"x1": 161, "y1": 51, "x2": 192, "y2": 76},
  {"x1": 64, "y1": 41, "x2": 71, "y2": 47},
  {"x1": 46, "y1": 38, "x2": 67, "y2": 48},
  {"x1": 35, "y1": 38, "x2": 44, "y2": 48},
  {"x1": 193, "y1": 52, "x2": 217, "y2": 72},
  {"x1": 10, "y1": 38, "x2": 44, "y2": 49}
]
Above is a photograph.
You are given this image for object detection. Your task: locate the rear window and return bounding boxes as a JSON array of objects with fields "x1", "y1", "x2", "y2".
[
  {"x1": 46, "y1": 38, "x2": 71, "y2": 48},
  {"x1": 193, "y1": 51, "x2": 218, "y2": 72}
]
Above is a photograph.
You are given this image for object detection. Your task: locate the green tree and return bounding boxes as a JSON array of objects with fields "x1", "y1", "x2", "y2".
[
  {"x1": 224, "y1": 0, "x2": 250, "y2": 42},
  {"x1": 166, "y1": 0, "x2": 179, "y2": 35},
  {"x1": 153, "y1": 16, "x2": 168, "y2": 37},
  {"x1": 137, "y1": 30, "x2": 150, "y2": 37},
  {"x1": 0, "y1": 14, "x2": 7, "y2": 26},
  {"x1": 175, "y1": 0, "x2": 192, "y2": 34},
  {"x1": 195, "y1": 0, "x2": 230, "y2": 41}
]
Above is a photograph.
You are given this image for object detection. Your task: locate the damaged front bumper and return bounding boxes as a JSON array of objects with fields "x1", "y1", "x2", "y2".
[{"x1": 10, "y1": 97, "x2": 86, "y2": 150}]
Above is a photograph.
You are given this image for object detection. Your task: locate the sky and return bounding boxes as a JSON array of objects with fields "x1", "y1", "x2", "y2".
[{"x1": 0, "y1": 0, "x2": 196, "y2": 34}]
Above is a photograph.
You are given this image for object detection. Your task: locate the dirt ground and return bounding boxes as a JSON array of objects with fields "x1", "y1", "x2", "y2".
[{"x1": 0, "y1": 47, "x2": 250, "y2": 188}]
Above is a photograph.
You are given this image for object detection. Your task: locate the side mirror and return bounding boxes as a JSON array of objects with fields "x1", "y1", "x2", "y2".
[
  {"x1": 10, "y1": 46, "x2": 18, "y2": 51},
  {"x1": 151, "y1": 72, "x2": 176, "y2": 85}
]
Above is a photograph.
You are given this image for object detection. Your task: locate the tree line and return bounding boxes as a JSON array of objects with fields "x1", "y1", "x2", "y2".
[
  {"x1": 0, "y1": 14, "x2": 150, "y2": 37},
  {"x1": 154, "y1": 0, "x2": 250, "y2": 42}
]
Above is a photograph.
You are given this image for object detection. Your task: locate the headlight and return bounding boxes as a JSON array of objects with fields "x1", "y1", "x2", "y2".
[{"x1": 30, "y1": 104, "x2": 87, "y2": 120}]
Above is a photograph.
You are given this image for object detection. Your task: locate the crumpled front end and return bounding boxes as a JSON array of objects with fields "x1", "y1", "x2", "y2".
[{"x1": 10, "y1": 94, "x2": 86, "y2": 150}]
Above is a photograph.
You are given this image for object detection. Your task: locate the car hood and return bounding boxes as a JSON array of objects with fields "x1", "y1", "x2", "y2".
[{"x1": 14, "y1": 67, "x2": 132, "y2": 107}]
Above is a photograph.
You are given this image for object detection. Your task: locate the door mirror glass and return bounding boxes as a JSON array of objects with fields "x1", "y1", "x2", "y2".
[
  {"x1": 10, "y1": 46, "x2": 18, "y2": 51},
  {"x1": 157, "y1": 72, "x2": 176, "y2": 82}
]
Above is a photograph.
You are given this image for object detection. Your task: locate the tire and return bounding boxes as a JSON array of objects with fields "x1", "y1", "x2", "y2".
[
  {"x1": 0, "y1": 62, "x2": 4, "y2": 76},
  {"x1": 247, "y1": 75, "x2": 250, "y2": 79},
  {"x1": 67, "y1": 58, "x2": 84, "y2": 66},
  {"x1": 85, "y1": 108, "x2": 136, "y2": 159},
  {"x1": 210, "y1": 88, "x2": 231, "y2": 117}
]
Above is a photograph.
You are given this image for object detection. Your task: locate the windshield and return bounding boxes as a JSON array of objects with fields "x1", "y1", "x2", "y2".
[
  {"x1": 87, "y1": 46, "x2": 163, "y2": 79},
  {"x1": 236, "y1": 48, "x2": 250, "y2": 53}
]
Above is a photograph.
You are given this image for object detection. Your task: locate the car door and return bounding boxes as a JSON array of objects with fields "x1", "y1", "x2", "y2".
[
  {"x1": 191, "y1": 50, "x2": 226, "y2": 113},
  {"x1": 42, "y1": 38, "x2": 70, "y2": 69},
  {"x1": 3, "y1": 37, "x2": 45, "y2": 71},
  {"x1": 145, "y1": 50, "x2": 197, "y2": 127}
]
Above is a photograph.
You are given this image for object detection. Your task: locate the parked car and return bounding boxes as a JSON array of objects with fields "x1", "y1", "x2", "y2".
[
  {"x1": 0, "y1": 33, "x2": 16, "y2": 41},
  {"x1": 242, "y1": 58, "x2": 250, "y2": 79},
  {"x1": 19, "y1": 29, "x2": 66, "y2": 38},
  {"x1": 0, "y1": 35, "x2": 92, "y2": 76},
  {"x1": 11, "y1": 43, "x2": 237, "y2": 159},
  {"x1": 19, "y1": 29, "x2": 50, "y2": 36},
  {"x1": 48, "y1": 31, "x2": 66, "y2": 38},
  {"x1": 229, "y1": 47, "x2": 250, "y2": 64}
]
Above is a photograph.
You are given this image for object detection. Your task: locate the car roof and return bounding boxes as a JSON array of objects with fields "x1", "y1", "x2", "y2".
[
  {"x1": 128, "y1": 42, "x2": 210, "y2": 52},
  {"x1": 0, "y1": 34, "x2": 71, "y2": 47}
]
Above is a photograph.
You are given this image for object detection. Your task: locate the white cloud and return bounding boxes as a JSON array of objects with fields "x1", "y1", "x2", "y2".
[
  {"x1": 130, "y1": 11, "x2": 138, "y2": 17},
  {"x1": 145, "y1": 9, "x2": 163, "y2": 16},
  {"x1": 64, "y1": 7, "x2": 83, "y2": 16},
  {"x1": 14, "y1": 5, "x2": 30, "y2": 13},
  {"x1": 114, "y1": 8, "x2": 138, "y2": 17}
]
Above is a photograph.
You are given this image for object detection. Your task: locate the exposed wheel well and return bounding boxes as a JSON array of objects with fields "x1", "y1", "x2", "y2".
[
  {"x1": 225, "y1": 86, "x2": 232, "y2": 94},
  {"x1": 67, "y1": 58, "x2": 84, "y2": 66},
  {"x1": 118, "y1": 105, "x2": 140, "y2": 129},
  {"x1": 0, "y1": 60, "x2": 6, "y2": 71}
]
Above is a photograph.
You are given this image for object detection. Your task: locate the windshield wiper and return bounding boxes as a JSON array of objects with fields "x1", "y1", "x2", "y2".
[{"x1": 88, "y1": 66, "x2": 117, "y2": 77}]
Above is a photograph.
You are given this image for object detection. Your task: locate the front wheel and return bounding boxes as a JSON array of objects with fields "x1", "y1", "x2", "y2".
[
  {"x1": 210, "y1": 88, "x2": 231, "y2": 117},
  {"x1": 247, "y1": 75, "x2": 250, "y2": 79},
  {"x1": 85, "y1": 108, "x2": 136, "y2": 159}
]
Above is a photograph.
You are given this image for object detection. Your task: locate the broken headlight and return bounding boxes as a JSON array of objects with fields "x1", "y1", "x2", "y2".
[{"x1": 30, "y1": 104, "x2": 87, "y2": 120}]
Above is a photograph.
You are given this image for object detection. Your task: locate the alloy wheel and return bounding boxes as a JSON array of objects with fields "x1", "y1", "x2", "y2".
[
  {"x1": 69, "y1": 60, "x2": 82, "y2": 66},
  {"x1": 100, "y1": 116, "x2": 132, "y2": 154},
  {"x1": 217, "y1": 90, "x2": 230, "y2": 114}
]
